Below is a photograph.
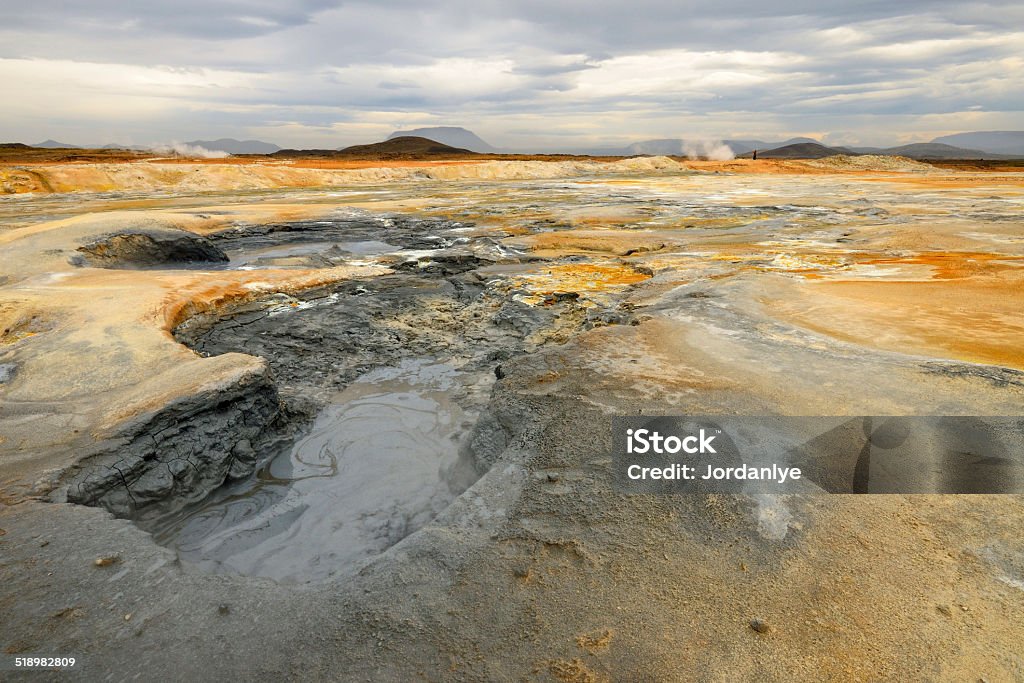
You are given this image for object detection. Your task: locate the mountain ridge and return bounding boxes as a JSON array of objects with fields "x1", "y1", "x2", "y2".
[
  {"x1": 23, "y1": 130, "x2": 1024, "y2": 158},
  {"x1": 930, "y1": 131, "x2": 1024, "y2": 155},
  {"x1": 31, "y1": 138, "x2": 281, "y2": 154}
]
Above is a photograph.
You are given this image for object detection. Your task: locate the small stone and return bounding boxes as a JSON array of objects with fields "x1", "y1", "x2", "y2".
[
  {"x1": 547, "y1": 472, "x2": 560, "y2": 482},
  {"x1": 232, "y1": 439, "x2": 255, "y2": 458},
  {"x1": 541, "y1": 291, "x2": 579, "y2": 306},
  {"x1": 167, "y1": 459, "x2": 190, "y2": 478},
  {"x1": 218, "y1": 604, "x2": 230, "y2": 615},
  {"x1": 124, "y1": 613, "x2": 132, "y2": 621},
  {"x1": 750, "y1": 618, "x2": 770, "y2": 634},
  {"x1": 936, "y1": 604, "x2": 952, "y2": 617},
  {"x1": 94, "y1": 555, "x2": 120, "y2": 567},
  {"x1": 0, "y1": 363, "x2": 17, "y2": 384}
]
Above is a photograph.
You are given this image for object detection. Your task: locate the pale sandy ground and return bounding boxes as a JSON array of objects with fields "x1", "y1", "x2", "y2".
[{"x1": 1, "y1": 158, "x2": 1023, "y2": 681}]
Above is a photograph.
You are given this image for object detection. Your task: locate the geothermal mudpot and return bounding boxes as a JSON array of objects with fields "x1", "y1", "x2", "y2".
[
  {"x1": 146, "y1": 214, "x2": 644, "y2": 583},
  {"x1": 2, "y1": 164, "x2": 1024, "y2": 680}
]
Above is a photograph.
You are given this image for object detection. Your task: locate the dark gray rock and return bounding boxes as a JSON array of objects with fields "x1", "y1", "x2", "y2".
[
  {"x1": 0, "y1": 362, "x2": 16, "y2": 383},
  {"x1": 73, "y1": 228, "x2": 228, "y2": 268},
  {"x1": 64, "y1": 363, "x2": 284, "y2": 521}
]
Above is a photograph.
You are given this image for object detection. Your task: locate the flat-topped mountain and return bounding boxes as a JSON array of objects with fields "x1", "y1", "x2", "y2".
[
  {"x1": 386, "y1": 127, "x2": 496, "y2": 153},
  {"x1": 184, "y1": 138, "x2": 281, "y2": 154}
]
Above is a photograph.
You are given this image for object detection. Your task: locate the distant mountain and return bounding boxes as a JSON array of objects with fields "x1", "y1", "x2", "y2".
[
  {"x1": 874, "y1": 142, "x2": 1009, "y2": 160},
  {"x1": 28, "y1": 138, "x2": 280, "y2": 153},
  {"x1": 385, "y1": 127, "x2": 496, "y2": 153},
  {"x1": 745, "y1": 140, "x2": 1014, "y2": 160},
  {"x1": 623, "y1": 137, "x2": 821, "y2": 157},
  {"x1": 560, "y1": 146, "x2": 632, "y2": 156},
  {"x1": 846, "y1": 142, "x2": 1015, "y2": 159},
  {"x1": 184, "y1": 138, "x2": 280, "y2": 154},
  {"x1": 33, "y1": 139, "x2": 79, "y2": 148},
  {"x1": 619, "y1": 135, "x2": 1017, "y2": 159},
  {"x1": 100, "y1": 143, "x2": 154, "y2": 150},
  {"x1": 622, "y1": 139, "x2": 677, "y2": 155},
  {"x1": 723, "y1": 138, "x2": 818, "y2": 155},
  {"x1": 720, "y1": 140, "x2": 764, "y2": 155},
  {"x1": 745, "y1": 142, "x2": 852, "y2": 159},
  {"x1": 931, "y1": 131, "x2": 1024, "y2": 155},
  {"x1": 336, "y1": 136, "x2": 477, "y2": 158}
]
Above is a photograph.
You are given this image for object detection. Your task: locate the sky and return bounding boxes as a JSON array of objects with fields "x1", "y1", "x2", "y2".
[{"x1": 0, "y1": 1, "x2": 1022, "y2": 151}]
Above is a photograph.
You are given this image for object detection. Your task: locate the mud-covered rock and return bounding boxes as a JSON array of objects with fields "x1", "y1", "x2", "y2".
[
  {"x1": 176, "y1": 272, "x2": 575, "y2": 405},
  {"x1": 64, "y1": 362, "x2": 283, "y2": 520},
  {"x1": 72, "y1": 228, "x2": 228, "y2": 268},
  {"x1": 0, "y1": 362, "x2": 16, "y2": 383},
  {"x1": 394, "y1": 253, "x2": 492, "y2": 275},
  {"x1": 464, "y1": 410, "x2": 511, "y2": 471}
]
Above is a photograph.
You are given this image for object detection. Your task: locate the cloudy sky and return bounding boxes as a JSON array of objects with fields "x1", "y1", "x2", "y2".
[{"x1": 1, "y1": 1, "x2": 1021, "y2": 150}]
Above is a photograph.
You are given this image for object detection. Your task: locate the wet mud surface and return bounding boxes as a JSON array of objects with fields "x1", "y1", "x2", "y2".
[{"x1": 149, "y1": 359, "x2": 483, "y2": 582}]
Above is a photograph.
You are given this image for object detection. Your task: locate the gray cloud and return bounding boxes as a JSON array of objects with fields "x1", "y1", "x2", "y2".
[
  {"x1": 0, "y1": 0, "x2": 1021, "y2": 148},
  {"x1": 1, "y1": 1, "x2": 340, "y2": 38}
]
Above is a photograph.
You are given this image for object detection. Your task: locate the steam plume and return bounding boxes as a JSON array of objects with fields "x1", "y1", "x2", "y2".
[
  {"x1": 148, "y1": 142, "x2": 229, "y2": 159},
  {"x1": 681, "y1": 139, "x2": 735, "y2": 161}
]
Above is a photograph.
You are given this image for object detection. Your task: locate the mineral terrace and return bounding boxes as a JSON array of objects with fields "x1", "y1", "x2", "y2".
[{"x1": 1, "y1": 155, "x2": 1023, "y2": 681}]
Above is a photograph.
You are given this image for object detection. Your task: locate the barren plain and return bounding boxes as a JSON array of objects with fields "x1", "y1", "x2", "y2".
[{"x1": 1, "y1": 155, "x2": 1023, "y2": 681}]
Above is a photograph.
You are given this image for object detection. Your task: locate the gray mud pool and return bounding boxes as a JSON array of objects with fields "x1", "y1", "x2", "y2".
[{"x1": 150, "y1": 359, "x2": 484, "y2": 583}]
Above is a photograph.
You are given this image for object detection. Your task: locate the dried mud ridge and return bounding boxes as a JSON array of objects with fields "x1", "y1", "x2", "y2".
[
  {"x1": 64, "y1": 213, "x2": 644, "y2": 535},
  {"x1": 71, "y1": 227, "x2": 228, "y2": 269}
]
